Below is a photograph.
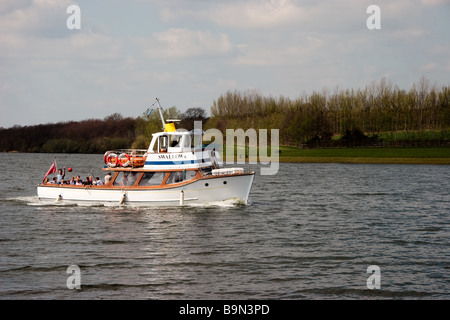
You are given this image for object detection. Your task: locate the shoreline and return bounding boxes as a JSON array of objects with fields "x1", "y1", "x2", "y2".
[
  {"x1": 277, "y1": 156, "x2": 450, "y2": 165},
  {"x1": 235, "y1": 146, "x2": 450, "y2": 165},
  {"x1": 3, "y1": 147, "x2": 450, "y2": 165}
]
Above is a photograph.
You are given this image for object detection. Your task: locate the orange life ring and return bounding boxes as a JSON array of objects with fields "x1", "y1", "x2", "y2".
[
  {"x1": 107, "y1": 153, "x2": 118, "y2": 167},
  {"x1": 103, "y1": 151, "x2": 110, "y2": 164},
  {"x1": 131, "y1": 156, "x2": 145, "y2": 167},
  {"x1": 118, "y1": 153, "x2": 130, "y2": 167}
]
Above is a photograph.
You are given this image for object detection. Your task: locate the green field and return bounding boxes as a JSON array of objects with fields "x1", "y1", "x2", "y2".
[
  {"x1": 222, "y1": 146, "x2": 450, "y2": 165},
  {"x1": 277, "y1": 146, "x2": 450, "y2": 164}
]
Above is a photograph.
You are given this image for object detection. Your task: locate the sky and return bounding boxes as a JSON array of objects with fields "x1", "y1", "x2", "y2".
[{"x1": 0, "y1": 0, "x2": 449, "y2": 128}]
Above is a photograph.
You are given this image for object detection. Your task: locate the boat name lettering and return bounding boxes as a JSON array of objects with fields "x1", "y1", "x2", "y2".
[{"x1": 157, "y1": 154, "x2": 187, "y2": 160}]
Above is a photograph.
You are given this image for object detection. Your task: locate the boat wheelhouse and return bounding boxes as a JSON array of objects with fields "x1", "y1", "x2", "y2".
[{"x1": 37, "y1": 100, "x2": 255, "y2": 206}]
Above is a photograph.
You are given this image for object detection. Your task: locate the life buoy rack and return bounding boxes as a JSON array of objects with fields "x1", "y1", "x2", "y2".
[
  {"x1": 106, "y1": 153, "x2": 118, "y2": 167},
  {"x1": 103, "y1": 151, "x2": 110, "y2": 164},
  {"x1": 104, "y1": 150, "x2": 146, "y2": 168},
  {"x1": 118, "y1": 153, "x2": 130, "y2": 167}
]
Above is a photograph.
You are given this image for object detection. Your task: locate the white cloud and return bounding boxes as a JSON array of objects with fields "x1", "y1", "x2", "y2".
[
  {"x1": 0, "y1": 0, "x2": 73, "y2": 37},
  {"x1": 232, "y1": 33, "x2": 326, "y2": 66},
  {"x1": 155, "y1": 0, "x2": 326, "y2": 30},
  {"x1": 0, "y1": 0, "x2": 30, "y2": 14},
  {"x1": 68, "y1": 32, "x2": 123, "y2": 61},
  {"x1": 0, "y1": 0, "x2": 123, "y2": 62},
  {"x1": 204, "y1": 0, "x2": 306, "y2": 29},
  {"x1": 420, "y1": 0, "x2": 450, "y2": 6},
  {"x1": 420, "y1": 62, "x2": 438, "y2": 71},
  {"x1": 388, "y1": 28, "x2": 430, "y2": 40},
  {"x1": 136, "y1": 28, "x2": 234, "y2": 59}
]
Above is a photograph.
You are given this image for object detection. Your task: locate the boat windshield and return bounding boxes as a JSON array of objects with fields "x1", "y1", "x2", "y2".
[
  {"x1": 113, "y1": 172, "x2": 139, "y2": 186},
  {"x1": 166, "y1": 171, "x2": 197, "y2": 184},
  {"x1": 139, "y1": 172, "x2": 165, "y2": 186}
]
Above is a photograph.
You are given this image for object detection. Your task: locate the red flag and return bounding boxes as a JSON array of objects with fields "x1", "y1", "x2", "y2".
[{"x1": 42, "y1": 161, "x2": 57, "y2": 183}]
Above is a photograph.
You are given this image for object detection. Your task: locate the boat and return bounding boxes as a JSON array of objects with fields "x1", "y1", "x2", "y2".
[{"x1": 37, "y1": 100, "x2": 255, "y2": 206}]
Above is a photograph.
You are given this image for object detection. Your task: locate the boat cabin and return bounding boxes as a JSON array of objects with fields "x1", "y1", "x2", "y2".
[
  {"x1": 102, "y1": 126, "x2": 221, "y2": 171},
  {"x1": 148, "y1": 130, "x2": 203, "y2": 154}
]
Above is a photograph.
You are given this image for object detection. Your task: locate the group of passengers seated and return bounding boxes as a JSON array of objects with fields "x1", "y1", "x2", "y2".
[{"x1": 44, "y1": 167, "x2": 108, "y2": 186}]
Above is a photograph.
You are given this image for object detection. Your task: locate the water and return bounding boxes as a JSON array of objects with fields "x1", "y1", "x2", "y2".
[{"x1": 0, "y1": 153, "x2": 449, "y2": 299}]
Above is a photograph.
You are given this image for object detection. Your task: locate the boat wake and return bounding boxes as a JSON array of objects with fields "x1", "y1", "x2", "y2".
[
  {"x1": 6, "y1": 196, "x2": 249, "y2": 209},
  {"x1": 189, "y1": 197, "x2": 248, "y2": 208},
  {"x1": 8, "y1": 196, "x2": 106, "y2": 207}
]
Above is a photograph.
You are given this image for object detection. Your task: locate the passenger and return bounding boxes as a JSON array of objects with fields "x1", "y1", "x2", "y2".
[
  {"x1": 95, "y1": 177, "x2": 103, "y2": 185},
  {"x1": 75, "y1": 178, "x2": 83, "y2": 185},
  {"x1": 171, "y1": 136, "x2": 181, "y2": 147},
  {"x1": 105, "y1": 172, "x2": 112, "y2": 184},
  {"x1": 128, "y1": 172, "x2": 138, "y2": 186},
  {"x1": 60, "y1": 179, "x2": 66, "y2": 185},
  {"x1": 84, "y1": 176, "x2": 92, "y2": 186},
  {"x1": 69, "y1": 177, "x2": 75, "y2": 185},
  {"x1": 56, "y1": 168, "x2": 66, "y2": 184},
  {"x1": 50, "y1": 177, "x2": 57, "y2": 184}
]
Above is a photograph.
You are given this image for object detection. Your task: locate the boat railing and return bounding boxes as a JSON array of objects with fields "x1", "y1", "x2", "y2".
[{"x1": 105, "y1": 148, "x2": 148, "y2": 156}]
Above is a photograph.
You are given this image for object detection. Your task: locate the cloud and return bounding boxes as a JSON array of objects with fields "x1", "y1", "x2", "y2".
[
  {"x1": 0, "y1": 0, "x2": 73, "y2": 38},
  {"x1": 201, "y1": 0, "x2": 306, "y2": 29},
  {"x1": 155, "y1": 0, "x2": 323, "y2": 30},
  {"x1": 0, "y1": 0, "x2": 123, "y2": 62},
  {"x1": 420, "y1": 0, "x2": 450, "y2": 6},
  {"x1": 152, "y1": 0, "x2": 376, "y2": 32},
  {"x1": 0, "y1": 0, "x2": 30, "y2": 14},
  {"x1": 136, "y1": 28, "x2": 234, "y2": 59},
  {"x1": 232, "y1": 34, "x2": 326, "y2": 66}
]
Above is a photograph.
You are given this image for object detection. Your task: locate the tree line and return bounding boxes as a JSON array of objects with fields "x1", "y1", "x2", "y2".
[
  {"x1": 0, "y1": 108, "x2": 208, "y2": 153},
  {"x1": 1, "y1": 77, "x2": 448, "y2": 153},
  {"x1": 207, "y1": 77, "x2": 449, "y2": 147},
  {"x1": 0, "y1": 114, "x2": 136, "y2": 153}
]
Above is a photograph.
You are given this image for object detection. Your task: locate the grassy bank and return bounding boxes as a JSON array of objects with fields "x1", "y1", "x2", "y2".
[
  {"x1": 222, "y1": 146, "x2": 450, "y2": 165},
  {"x1": 278, "y1": 146, "x2": 450, "y2": 164}
]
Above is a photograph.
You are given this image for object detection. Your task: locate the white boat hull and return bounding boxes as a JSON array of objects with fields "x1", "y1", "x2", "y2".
[{"x1": 37, "y1": 174, "x2": 254, "y2": 206}]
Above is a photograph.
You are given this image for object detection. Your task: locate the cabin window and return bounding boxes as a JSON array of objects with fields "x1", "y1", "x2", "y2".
[
  {"x1": 190, "y1": 134, "x2": 202, "y2": 149},
  {"x1": 139, "y1": 172, "x2": 165, "y2": 186},
  {"x1": 151, "y1": 139, "x2": 158, "y2": 153},
  {"x1": 183, "y1": 135, "x2": 191, "y2": 149},
  {"x1": 159, "y1": 135, "x2": 168, "y2": 152},
  {"x1": 170, "y1": 135, "x2": 183, "y2": 148},
  {"x1": 113, "y1": 172, "x2": 139, "y2": 186},
  {"x1": 165, "y1": 170, "x2": 197, "y2": 185}
]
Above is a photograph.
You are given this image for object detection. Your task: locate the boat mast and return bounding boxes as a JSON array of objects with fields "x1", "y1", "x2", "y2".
[{"x1": 156, "y1": 98, "x2": 166, "y2": 130}]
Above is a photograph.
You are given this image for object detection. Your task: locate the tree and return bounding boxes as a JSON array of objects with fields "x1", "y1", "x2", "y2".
[{"x1": 181, "y1": 107, "x2": 207, "y2": 130}]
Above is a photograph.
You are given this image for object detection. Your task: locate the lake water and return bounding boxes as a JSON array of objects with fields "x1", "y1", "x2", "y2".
[{"x1": 0, "y1": 153, "x2": 449, "y2": 300}]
